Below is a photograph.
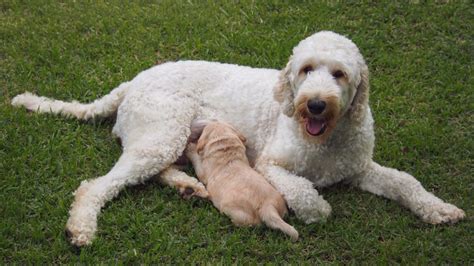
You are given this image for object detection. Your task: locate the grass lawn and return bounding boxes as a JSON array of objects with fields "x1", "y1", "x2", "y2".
[{"x1": 1, "y1": 1, "x2": 473, "y2": 264}]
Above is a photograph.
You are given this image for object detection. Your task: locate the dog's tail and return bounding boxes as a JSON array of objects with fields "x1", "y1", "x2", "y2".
[
  {"x1": 11, "y1": 81, "x2": 131, "y2": 120},
  {"x1": 261, "y1": 204, "x2": 299, "y2": 241}
]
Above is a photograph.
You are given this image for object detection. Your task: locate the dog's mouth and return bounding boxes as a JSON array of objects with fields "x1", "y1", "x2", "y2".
[{"x1": 305, "y1": 118, "x2": 327, "y2": 136}]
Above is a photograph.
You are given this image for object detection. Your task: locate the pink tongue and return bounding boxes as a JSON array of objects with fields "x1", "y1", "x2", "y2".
[{"x1": 306, "y1": 119, "x2": 324, "y2": 135}]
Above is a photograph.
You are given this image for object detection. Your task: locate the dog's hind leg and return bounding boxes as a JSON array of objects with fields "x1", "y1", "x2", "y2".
[
  {"x1": 65, "y1": 151, "x2": 163, "y2": 246},
  {"x1": 65, "y1": 122, "x2": 193, "y2": 246}
]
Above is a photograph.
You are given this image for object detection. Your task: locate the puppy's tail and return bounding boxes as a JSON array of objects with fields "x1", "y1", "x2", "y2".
[
  {"x1": 261, "y1": 204, "x2": 299, "y2": 241},
  {"x1": 11, "y1": 81, "x2": 131, "y2": 120}
]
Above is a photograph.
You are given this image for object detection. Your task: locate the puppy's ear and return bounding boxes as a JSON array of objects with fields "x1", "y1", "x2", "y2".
[
  {"x1": 223, "y1": 122, "x2": 247, "y2": 144},
  {"x1": 274, "y1": 58, "x2": 295, "y2": 117},
  {"x1": 234, "y1": 129, "x2": 246, "y2": 144},
  {"x1": 350, "y1": 62, "x2": 369, "y2": 122},
  {"x1": 196, "y1": 139, "x2": 205, "y2": 155},
  {"x1": 188, "y1": 119, "x2": 210, "y2": 143}
]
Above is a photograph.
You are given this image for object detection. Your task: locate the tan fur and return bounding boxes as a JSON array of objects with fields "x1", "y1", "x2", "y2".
[
  {"x1": 186, "y1": 121, "x2": 299, "y2": 241},
  {"x1": 159, "y1": 167, "x2": 209, "y2": 199}
]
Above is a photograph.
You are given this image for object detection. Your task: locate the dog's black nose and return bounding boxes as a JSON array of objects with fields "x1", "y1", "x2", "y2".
[{"x1": 307, "y1": 99, "x2": 326, "y2": 115}]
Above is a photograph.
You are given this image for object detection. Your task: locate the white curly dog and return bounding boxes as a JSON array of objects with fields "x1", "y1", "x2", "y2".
[{"x1": 12, "y1": 31, "x2": 465, "y2": 246}]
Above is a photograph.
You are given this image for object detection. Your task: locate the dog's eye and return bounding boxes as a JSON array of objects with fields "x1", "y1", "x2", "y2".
[
  {"x1": 301, "y1": 65, "x2": 314, "y2": 75},
  {"x1": 332, "y1": 70, "x2": 345, "y2": 79}
]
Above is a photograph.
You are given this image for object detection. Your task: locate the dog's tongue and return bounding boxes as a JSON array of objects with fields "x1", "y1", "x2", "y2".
[{"x1": 306, "y1": 119, "x2": 324, "y2": 136}]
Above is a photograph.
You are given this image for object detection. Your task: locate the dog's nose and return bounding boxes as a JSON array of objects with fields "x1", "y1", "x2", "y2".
[{"x1": 307, "y1": 99, "x2": 326, "y2": 115}]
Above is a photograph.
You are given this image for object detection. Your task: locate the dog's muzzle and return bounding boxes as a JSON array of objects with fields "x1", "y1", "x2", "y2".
[{"x1": 305, "y1": 99, "x2": 327, "y2": 136}]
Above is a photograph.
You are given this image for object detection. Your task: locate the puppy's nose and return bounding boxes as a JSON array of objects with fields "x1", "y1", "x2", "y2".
[{"x1": 307, "y1": 99, "x2": 326, "y2": 115}]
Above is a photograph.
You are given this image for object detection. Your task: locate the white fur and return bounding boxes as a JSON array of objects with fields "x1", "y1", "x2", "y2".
[{"x1": 11, "y1": 31, "x2": 465, "y2": 246}]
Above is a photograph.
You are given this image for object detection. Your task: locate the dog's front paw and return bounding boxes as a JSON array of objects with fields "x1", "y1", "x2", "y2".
[
  {"x1": 421, "y1": 202, "x2": 465, "y2": 224},
  {"x1": 289, "y1": 190, "x2": 332, "y2": 224}
]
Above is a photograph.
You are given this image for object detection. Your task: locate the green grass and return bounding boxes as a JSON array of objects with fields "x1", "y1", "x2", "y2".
[{"x1": 1, "y1": 1, "x2": 473, "y2": 264}]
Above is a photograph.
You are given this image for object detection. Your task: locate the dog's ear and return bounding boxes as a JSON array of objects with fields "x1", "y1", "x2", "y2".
[
  {"x1": 188, "y1": 119, "x2": 210, "y2": 143},
  {"x1": 350, "y1": 62, "x2": 369, "y2": 122},
  {"x1": 274, "y1": 59, "x2": 295, "y2": 117}
]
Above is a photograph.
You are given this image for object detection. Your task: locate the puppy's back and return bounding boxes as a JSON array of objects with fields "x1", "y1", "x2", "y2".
[
  {"x1": 191, "y1": 120, "x2": 298, "y2": 240},
  {"x1": 215, "y1": 162, "x2": 299, "y2": 241}
]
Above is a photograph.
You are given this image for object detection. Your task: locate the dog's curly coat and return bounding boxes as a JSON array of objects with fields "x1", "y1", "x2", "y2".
[{"x1": 12, "y1": 31, "x2": 465, "y2": 246}]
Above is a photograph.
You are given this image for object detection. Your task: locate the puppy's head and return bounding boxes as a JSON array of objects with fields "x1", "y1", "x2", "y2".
[
  {"x1": 274, "y1": 31, "x2": 369, "y2": 143},
  {"x1": 193, "y1": 120, "x2": 246, "y2": 156}
]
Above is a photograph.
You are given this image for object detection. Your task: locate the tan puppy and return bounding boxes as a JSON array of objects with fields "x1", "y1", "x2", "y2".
[{"x1": 186, "y1": 120, "x2": 298, "y2": 241}]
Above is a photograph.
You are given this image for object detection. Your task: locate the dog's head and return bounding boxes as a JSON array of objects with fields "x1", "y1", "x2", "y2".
[{"x1": 274, "y1": 31, "x2": 369, "y2": 143}]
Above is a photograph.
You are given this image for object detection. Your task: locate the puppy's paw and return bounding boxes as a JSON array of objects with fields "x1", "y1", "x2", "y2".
[
  {"x1": 178, "y1": 182, "x2": 209, "y2": 200},
  {"x1": 192, "y1": 182, "x2": 209, "y2": 199},
  {"x1": 421, "y1": 202, "x2": 465, "y2": 224}
]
